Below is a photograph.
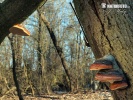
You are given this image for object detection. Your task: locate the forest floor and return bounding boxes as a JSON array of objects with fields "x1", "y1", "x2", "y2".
[{"x1": 1, "y1": 91, "x2": 113, "y2": 100}]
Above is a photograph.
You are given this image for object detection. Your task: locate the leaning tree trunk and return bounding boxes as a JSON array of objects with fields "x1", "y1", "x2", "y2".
[
  {"x1": 0, "y1": 0, "x2": 46, "y2": 44},
  {"x1": 40, "y1": 11, "x2": 72, "y2": 91},
  {"x1": 73, "y1": 0, "x2": 133, "y2": 100}
]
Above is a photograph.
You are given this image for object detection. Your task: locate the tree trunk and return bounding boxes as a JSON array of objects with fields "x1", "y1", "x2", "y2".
[
  {"x1": 37, "y1": 9, "x2": 43, "y2": 94},
  {"x1": 8, "y1": 36, "x2": 23, "y2": 100},
  {"x1": 40, "y1": 12, "x2": 72, "y2": 91},
  {"x1": 73, "y1": 0, "x2": 133, "y2": 99},
  {"x1": 0, "y1": 0, "x2": 47, "y2": 44}
]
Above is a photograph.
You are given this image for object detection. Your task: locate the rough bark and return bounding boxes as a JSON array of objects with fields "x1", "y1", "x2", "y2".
[
  {"x1": 0, "y1": 0, "x2": 47, "y2": 44},
  {"x1": 73, "y1": 0, "x2": 133, "y2": 100}
]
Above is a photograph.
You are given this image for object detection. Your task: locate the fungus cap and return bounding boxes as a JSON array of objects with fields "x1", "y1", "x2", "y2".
[
  {"x1": 95, "y1": 70, "x2": 123, "y2": 83},
  {"x1": 94, "y1": 59, "x2": 112, "y2": 65},
  {"x1": 9, "y1": 24, "x2": 30, "y2": 36},
  {"x1": 110, "y1": 81, "x2": 128, "y2": 90},
  {"x1": 89, "y1": 63, "x2": 113, "y2": 70},
  {"x1": 89, "y1": 59, "x2": 113, "y2": 70}
]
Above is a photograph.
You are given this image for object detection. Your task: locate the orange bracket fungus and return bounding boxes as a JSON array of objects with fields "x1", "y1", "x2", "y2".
[
  {"x1": 110, "y1": 81, "x2": 128, "y2": 90},
  {"x1": 9, "y1": 24, "x2": 30, "y2": 36},
  {"x1": 90, "y1": 59, "x2": 113, "y2": 70},
  {"x1": 89, "y1": 55, "x2": 128, "y2": 90},
  {"x1": 95, "y1": 70, "x2": 123, "y2": 83}
]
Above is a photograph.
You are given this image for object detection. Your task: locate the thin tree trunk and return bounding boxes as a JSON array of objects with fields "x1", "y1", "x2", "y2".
[
  {"x1": 38, "y1": 10, "x2": 43, "y2": 95},
  {"x1": 8, "y1": 36, "x2": 23, "y2": 100}
]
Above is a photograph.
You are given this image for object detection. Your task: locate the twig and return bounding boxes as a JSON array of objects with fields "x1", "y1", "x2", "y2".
[{"x1": 0, "y1": 87, "x2": 16, "y2": 100}]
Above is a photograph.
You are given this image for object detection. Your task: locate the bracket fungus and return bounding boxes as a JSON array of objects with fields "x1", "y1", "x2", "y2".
[
  {"x1": 90, "y1": 59, "x2": 113, "y2": 70},
  {"x1": 89, "y1": 55, "x2": 128, "y2": 90},
  {"x1": 95, "y1": 70, "x2": 123, "y2": 83},
  {"x1": 110, "y1": 81, "x2": 128, "y2": 90},
  {"x1": 9, "y1": 24, "x2": 30, "y2": 36}
]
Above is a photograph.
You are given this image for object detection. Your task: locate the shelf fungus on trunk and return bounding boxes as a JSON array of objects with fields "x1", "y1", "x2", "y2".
[
  {"x1": 89, "y1": 59, "x2": 113, "y2": 70},
  {"x1": 95, "y1": 70, "x2": 123, "y2": 83},
  {"x1": 89, "y1": 54, "x2": 128, "y2": 90},
  {"x1": 110, "y1": 81, "x2": 128, "y2": 90},
  {"x1": 9, "y1": 24, "x2": 30, "y2": 36}
]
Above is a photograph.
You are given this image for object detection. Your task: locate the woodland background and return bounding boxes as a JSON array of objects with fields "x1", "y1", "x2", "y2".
[
  {"x1": 0, "y1": 0, "x2": 133, "y2": 99},
  {"x1": 0, "y1": 0, "x2": 100, "y2": 99}
]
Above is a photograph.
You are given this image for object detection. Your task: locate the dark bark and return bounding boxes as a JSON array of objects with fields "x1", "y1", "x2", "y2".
[
  {"x1": 73, "y1": 0, "x2": 133, "y2": 100},
  {"x1": 0, "y1": 0, "x2": 47, "y2": 44},
  {"x1": 8, "y1": 36, "x2": 23, "y2": 100}
]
